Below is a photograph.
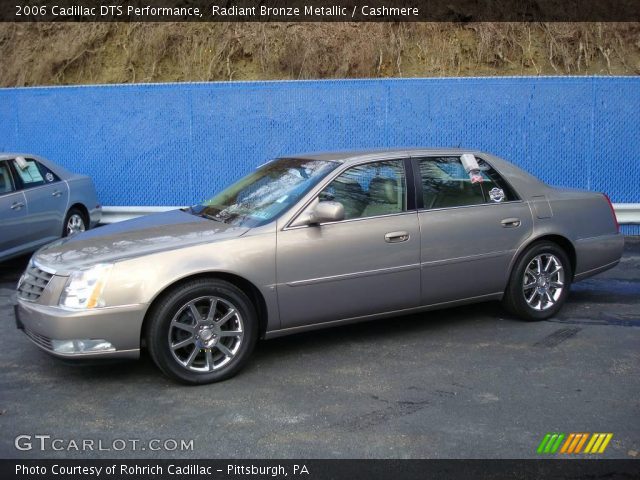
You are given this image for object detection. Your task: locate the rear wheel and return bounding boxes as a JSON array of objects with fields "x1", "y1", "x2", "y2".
[
  {"x1": 502, "y1": 241, "x2": 572, "y2": 321},
  {"x1": 63, "y1": 208, "x2": 87, "y2": 237},
  {"x1": 146, "y1": 279, "x2": 258, "y2": 384}
]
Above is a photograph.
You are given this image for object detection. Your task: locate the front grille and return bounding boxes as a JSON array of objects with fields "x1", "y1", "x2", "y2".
[
  {"x1": 18, "y1": 264, "x2": 54, "y2": 302},
  {"x1": 24, "y1": 328, "x2": 54, "y2": 351}
]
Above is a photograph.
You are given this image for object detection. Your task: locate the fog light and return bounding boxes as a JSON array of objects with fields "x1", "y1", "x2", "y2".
[{"x1": 50, "y1": 339, "x2": 115, "y2": 354}]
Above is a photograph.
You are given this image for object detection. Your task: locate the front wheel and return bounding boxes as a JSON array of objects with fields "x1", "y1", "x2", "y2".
[
  {"x1": 502, "y1": 241, "x2": 572, "y2": 321},
  {"x1": 146, "y1": 279, "x2": 258, "y2": 384}
]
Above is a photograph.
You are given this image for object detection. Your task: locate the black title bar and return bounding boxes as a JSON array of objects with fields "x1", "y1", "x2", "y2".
[
  {"x1": 2, "y1": 459, "x2": 640, "y2": 480},
  {"x1": 1, "y1": 0, "x2": 640, "y2": 22}
]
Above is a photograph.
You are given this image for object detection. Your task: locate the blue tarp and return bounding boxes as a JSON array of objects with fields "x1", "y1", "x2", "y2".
[{"x1": 1, "y1": 77, "x2": 638, "y2": 233}]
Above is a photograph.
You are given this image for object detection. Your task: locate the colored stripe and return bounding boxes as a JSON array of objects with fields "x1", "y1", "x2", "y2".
[
  {"x1": 545, "y1": 434, "x2": 561, "y2": 453},
  {"x1": 560, "y1": 434, "x2": 575, "y2": 453},
  {"x1": 567, "y1": 434, "x2": 582, "y2": 453},
  {"x1": 584, "y1": 434, "x2": 599, "y2": 453},
  {"x1": 597, "y1": 434, "x2": 613, "y2": 453},
  {"x1": 537, "y1": 434, "x2": 552, "y2": 454},
  {"x1": 574, "y1": 433, "x2": 589, "y2": 453},
  {"x1": 590, "y1": 434, "x2": 606, "y2": 453},
  {"x1": 550, "y1": 434, "x2": 565, "y2": 453}
]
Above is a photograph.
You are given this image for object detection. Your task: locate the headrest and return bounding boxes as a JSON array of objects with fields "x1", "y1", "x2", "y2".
[
  {"x1": 368, "y1": 177, "x2": 397, "y2": 204},
  {"x1": 333, "y1": 177, "x2": 364, "y2": 195}
]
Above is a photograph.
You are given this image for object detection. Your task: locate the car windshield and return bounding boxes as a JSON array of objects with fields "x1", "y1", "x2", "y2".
[{"x1": 190, "y1": 158, "x2": 339, "y2": 227}]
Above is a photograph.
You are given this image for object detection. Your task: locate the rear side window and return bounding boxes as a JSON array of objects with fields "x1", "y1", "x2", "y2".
[
  {"x1": 418, "y1": 157, "x2": 517, "y2": 210},
  {"x1": 10, "y1": 158, "x2": 59, "y2": 189},
  {"x1": 0, "y1": 162, "x2": 15, "y2": 195}
]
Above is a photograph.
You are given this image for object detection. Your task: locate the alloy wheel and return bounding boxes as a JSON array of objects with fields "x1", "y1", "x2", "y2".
[
  {"x1": 168, "y1": 296, "x2": 244, "y2": 372},
  {"x1": 522, "y1": 253, "x2": 565, "y2": 311},
  {"x1": 66, "y1": 214, "x2": 86, "y2": 235}
]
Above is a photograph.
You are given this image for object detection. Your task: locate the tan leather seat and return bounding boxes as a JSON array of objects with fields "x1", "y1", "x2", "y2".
[{"x1": 362, "y1": 177, "x2": 402, "y2": 217}]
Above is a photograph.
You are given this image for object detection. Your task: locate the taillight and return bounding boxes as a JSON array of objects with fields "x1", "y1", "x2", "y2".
[{"x1": 602, "y1": 193, "x2": 619, "y2": 233}]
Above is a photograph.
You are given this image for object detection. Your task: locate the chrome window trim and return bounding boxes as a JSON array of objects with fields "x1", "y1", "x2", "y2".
[
  {"x1": 284, "y1": 210, "x2": 418, "y2": 231},
  {"x1": 416, "y1": 199, "x2": 525, "y2": 214}
]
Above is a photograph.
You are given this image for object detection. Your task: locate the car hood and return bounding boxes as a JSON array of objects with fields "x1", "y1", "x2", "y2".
[{"x1": 34, "y1": 209, "x2": 249, "y2": 274}]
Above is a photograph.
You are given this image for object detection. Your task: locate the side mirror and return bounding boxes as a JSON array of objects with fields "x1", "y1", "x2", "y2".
[
  {"x1": 310, "y1": 201, "x2": 345, "y2": 224},
  {"x1": 290, "y1": 200, "x2": 345, "y2": 227}
]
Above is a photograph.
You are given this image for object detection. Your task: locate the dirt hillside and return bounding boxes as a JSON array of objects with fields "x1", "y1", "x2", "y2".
[{"x1": 0, "y1": 22, "x2": 638, "y2": 86}]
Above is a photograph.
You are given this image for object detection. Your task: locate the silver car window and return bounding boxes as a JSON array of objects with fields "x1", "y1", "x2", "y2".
[
  {"x1": 319, "y1": 160, "x2": 407, "y2": 220},
  {"x1": 11, "y1": 158, "x2": 46, "y2": 189}
]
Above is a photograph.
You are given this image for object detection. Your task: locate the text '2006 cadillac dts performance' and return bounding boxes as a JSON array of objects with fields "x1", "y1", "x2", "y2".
[{"x1": 14, "y1": 149, "x2": 623, "y2": 384}]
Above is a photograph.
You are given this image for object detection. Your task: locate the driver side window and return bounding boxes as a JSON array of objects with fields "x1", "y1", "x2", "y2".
[{"x1": 319, "y1": 160, "x2": 406, "y2": 220}]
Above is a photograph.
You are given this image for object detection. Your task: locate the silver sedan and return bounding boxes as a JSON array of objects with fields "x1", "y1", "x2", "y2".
[
  {"x1": 14, "y1": 149, "x2": 623, "y2": 384},
  {"x1": 1, "y1": 153, "x2": 101, "y2": 262}
]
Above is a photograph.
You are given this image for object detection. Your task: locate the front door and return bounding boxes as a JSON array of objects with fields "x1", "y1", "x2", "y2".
[{"x1": 276, "y1": 158, "x2": 421, "y2": 329}]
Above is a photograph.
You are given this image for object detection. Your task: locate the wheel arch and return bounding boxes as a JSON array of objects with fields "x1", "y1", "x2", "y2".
[
  {"x1": 509, "y1": 234, "x2": 577, "y2": 282},
  {"x1": 67, "y1": 203, "x2": 90, "y2": 224},
  {"x1": 140, "y1": 271, "x2": 269, "y2": 346}
]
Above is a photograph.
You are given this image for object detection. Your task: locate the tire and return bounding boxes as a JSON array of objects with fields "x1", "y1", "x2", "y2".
[
  {"x1": 145, "y1": 279, "x2": 258, "y2": 385},
  {"x1": 502, "y1": 241, "x2": 572, "y2": 321},
  {"x1": 63, "y1": 207, "x2": 88, "y2": 237}
]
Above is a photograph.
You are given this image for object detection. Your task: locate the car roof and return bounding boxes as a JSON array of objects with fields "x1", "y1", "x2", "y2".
[{"x1": 288, "y1": 148, "x2": 483, "y2": 163}]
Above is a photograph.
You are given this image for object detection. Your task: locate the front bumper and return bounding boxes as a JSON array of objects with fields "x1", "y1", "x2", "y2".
[{"x1": 15, "y1": 299, "x2": 146, "y2": 360}]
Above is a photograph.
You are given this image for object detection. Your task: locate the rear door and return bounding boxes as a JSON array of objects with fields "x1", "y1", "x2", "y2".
[
  {"x1": 415, "y1": 155, "x2": 533, "y2": 305},
  {"x1": 10, "y1": 157, "x2": 69, "y2": 243},
  {"x1": 0, "y1": 160, "x2": 28, "y2": 257}
]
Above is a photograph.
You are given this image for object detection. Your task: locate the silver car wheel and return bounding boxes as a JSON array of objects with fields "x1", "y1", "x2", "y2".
[
  {"x1": 522, "y1": 253, "x2": 565, "y2": 311},
  {"x1": 66, "y1": 214, "x2": 86, "y2": 236},
  {"x1": 168, "y1": 295, "x2": 244, "y2": 372}
]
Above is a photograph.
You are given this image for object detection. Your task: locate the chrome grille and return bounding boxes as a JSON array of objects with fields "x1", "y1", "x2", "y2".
[
  {"x1": 18, "y1": 264, "x2": 54, "y2": 302},
  {"x1": 24, "y1": 328, "x2": 54, "y2": 351}
]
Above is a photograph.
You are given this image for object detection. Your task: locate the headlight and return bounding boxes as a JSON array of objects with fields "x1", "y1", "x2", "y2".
[{"x1": 59, "y1": 264, "x2": 113, "y2": 309}]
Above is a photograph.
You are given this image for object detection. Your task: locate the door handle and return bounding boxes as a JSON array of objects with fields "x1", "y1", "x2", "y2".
[
  {"x1": 385, "y1": 231, "x2": 410, "y2": 243},
  {"x1": 11, "y1": 202, "x2": 24, "y2": 211},
  {"x1": 501, "y1": 218, "x2": 521, "y2": 228},
  {"x1": 52, "y1": 190, "x2": 62, "y2": 197}
]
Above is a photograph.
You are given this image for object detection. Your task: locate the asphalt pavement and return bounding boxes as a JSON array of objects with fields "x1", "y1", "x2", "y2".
[{"x1": 0, "y1": 240, "x2": 638, "y2": 459}]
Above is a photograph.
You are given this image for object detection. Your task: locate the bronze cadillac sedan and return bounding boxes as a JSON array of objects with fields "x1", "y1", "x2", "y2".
[{"x1": 15, "y1": 149, "x2": 623, "y2": 384}]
